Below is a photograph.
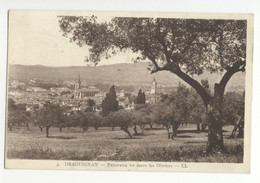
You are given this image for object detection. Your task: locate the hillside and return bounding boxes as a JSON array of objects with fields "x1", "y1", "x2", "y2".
[{"x1": 8, "y1": 63, "x2": 245, "y2": 90}]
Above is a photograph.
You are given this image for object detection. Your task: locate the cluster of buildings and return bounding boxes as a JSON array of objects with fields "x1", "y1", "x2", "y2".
[
  {"x1": 8, "y1": 74, "x2": 163, "y2": 113},
  {"x1": 71, "y1": 74, "x2": 134, "y2": 111}
]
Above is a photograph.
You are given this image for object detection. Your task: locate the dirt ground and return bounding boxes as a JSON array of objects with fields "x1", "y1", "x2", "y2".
[{"x1": 6, "y1": 124, "x2": 244, "y2": 162}]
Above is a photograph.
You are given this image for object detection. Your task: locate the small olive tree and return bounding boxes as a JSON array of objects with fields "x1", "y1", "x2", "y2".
[
  {"x1": 70, "y1": 111, "x2": 90, "y2": 132},
  {"x1": 89, "y1": 112, "x2": 103, "y2": 131},
  {"x1": 152, "y1": 103, "x2": 181, "y2": 139},
  {"x1": 36, "y1": 103, "x2": 66, "y2": 137},
  {"x1": 7, "y1": 99, "x2": 30, "y2": 131},
  {"x1": 105, "y1": 110, "x2": 134, "y2": 138}
]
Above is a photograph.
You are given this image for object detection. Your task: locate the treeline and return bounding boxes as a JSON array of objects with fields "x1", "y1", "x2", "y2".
[
  {"x1": 7, "y1": 83, "x2": 244, "y2": 139},
  {"x1": 8, "y1": 99, "x2": 31, "y2": 131}
]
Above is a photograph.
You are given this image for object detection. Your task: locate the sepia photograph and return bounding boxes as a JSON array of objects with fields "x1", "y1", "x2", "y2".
[{"x1": 5, "y1": 10, "x2": 253, "y2": 173}]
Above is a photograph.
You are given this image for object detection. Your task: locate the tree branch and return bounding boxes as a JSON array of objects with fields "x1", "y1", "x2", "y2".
[
  {"x1": 218, "y1": 61, "x2": 246, "y2": 93},
  {"x1": 147, "y1": 54, "x2": 212, "y2": 105},
  {"x1": 143, "y1": 42, "x2": 164, "y2": 74},
  {"x1": 150, "y1": 65, "x2": 166, "y2": 74},
  {"x1": 171, "y1": 65, "x2": 212, "y2": 105},
  {"x1": 155, "y1": 20, "x2": 172, "y2": 63}
]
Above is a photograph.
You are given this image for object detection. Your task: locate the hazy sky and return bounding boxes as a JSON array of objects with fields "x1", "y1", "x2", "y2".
[{"x1": 8, "y1": 11, "x2": 137, "y2": 67}]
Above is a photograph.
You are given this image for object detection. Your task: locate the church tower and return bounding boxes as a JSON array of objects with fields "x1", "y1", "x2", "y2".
[
  {"x1": 151, "y1": 77, "x2": 157, "y2": 94},
  {"x1": 74, "y1": 73, "x2": 81, "y2": 90}
]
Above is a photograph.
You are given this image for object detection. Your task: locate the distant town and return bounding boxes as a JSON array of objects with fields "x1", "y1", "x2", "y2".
[
  {"x1": 8, "y1": 61, "x2": 246, "y2": 115},
  {"x1": 8, "y1": 72, "x2": 171, "y2": 113}
]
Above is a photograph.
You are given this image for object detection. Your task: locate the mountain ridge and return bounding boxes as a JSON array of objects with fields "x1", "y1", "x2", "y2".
[{"x1": 8, "y1": 63, "x2": 245, "y2": 90}]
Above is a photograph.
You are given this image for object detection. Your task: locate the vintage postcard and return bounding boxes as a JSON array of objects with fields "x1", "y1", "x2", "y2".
[{"x1": 5, "y1": 10, "x2": 253, "y2": 173}]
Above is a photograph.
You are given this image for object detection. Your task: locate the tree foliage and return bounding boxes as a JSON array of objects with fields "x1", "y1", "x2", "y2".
[
  {"x1": 85, "y1": 99, "x2": 96, "y2": 112},
  {"x1": 35, "y1": 102, "x2": 66, "y2": 137},
  {"x1": 7, "y1": 99, "x2": 30, "y2": 131},
  {"x1": 101, "y1": 85, "x2": 119, "y2": 116},
  {"x1": 188, "y1": 88, "x2": 207, "y2": 130},
  {"x1": 134, "y1": 103, "x2": 154, "y2": 129},
  {"x1": 136, "y1": 89, "x2": 146, "y2": 104},
  {"x1": 223, "y1": 91, "x2": 245, "y2": 125},
  {"x1": 88, "y1": 112, "x2": 103, "y2": 131},
  {"x1": 105, "y1": 110, "x2": 134, "y2": 138},
  {"x1": 59, "y1": 17, "x2": 246, "y2": 88},
  {"x1": 59, "y1": 16, "x2": 247, "y2": 151},
  {"x1": 151, "y1": 84, "x2": 192, "y2": 138}
]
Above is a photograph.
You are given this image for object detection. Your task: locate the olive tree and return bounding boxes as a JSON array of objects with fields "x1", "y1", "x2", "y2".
[
  {"x1": 89, "y1": 113, "x2": 103, "y2": 131},
  {"x1": 105, "y1": 110, "x2": 134, "y2": 138},
  {"x1": 134, "y1": 104, "x2": 154, "y2": 129},
  {"x1": 59, "y1": 16, "x2": 246, "y2": 151},
  {"x1": 152, "y1": 103, "x2": 181, "y2": 139},
  {"x1": 36, "y1": 103, "x2": 66, "y2": 137},
  {"x1": 131, "y1": 110, "x2": 150, "y2": 135},
  {"x1": 69, "y1": 111, "x2": 90, "y2": 132},
  {"x1": 188, "y1": 88, "x2": 207, "y2": 131},
  {"x1": 7, "y1": 99, "x2": 30, "y2": 131}
]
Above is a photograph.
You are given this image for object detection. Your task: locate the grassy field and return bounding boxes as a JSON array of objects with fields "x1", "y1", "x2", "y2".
[{"x1": 6, "y1": 124, "x2": 244, "y2": 162}]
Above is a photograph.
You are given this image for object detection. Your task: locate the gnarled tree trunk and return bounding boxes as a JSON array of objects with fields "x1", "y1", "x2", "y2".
[
  {"x1": 133, "y1": 123, "x2": 138, "y2": 135},
  {"x1": 39, "y1": 126, "x2": 44, "y2": 131},
  {"x1": 166, "y1": 126, "x2": 171, "y2": 139},
  {"x1": 111, "y1": 124, "x2": 115, "y2": 131},
  {"x1": 82, "y1": 126, "x2": 88, "y2": 132},
  {"x1": 238, "y1": 119, "x2": 244, "y2": 138},
  {"x1": 206, "y1": 85, "x2": 225, "y2": 152},
  {"x1": 122, "y1": 127, "x2": 132, "y2": 139},
  {"x1": 149, "y1": 122, "x2": 153, "y2": 129},
  {"x1": 171, "y1": 121, "x2": 181, "y2": 138},
  {"x1": 206, "y1": 105, "x2": 224, "y2": 151},
  {"x1": 46, "y1": 126, "x2": 50, "y2": 138},
  {"x1": 26, "y1": 121, "x2": 29, "y2": 131},
  {"x1": 231, "y1": 114, "x2": 244, "y2": 138},
  {"x1": 197, "y1": 123, "x2": 200, "y2": 131},
  {"x1": 201, "y1": 123, "x2": 207, "y2": 131},
  {"x1": 94, "y1": 123, "x2": 99, "y2": 131},
  {"x1": 140, "y1": 124, "x2": 145, "y2": 134}
]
